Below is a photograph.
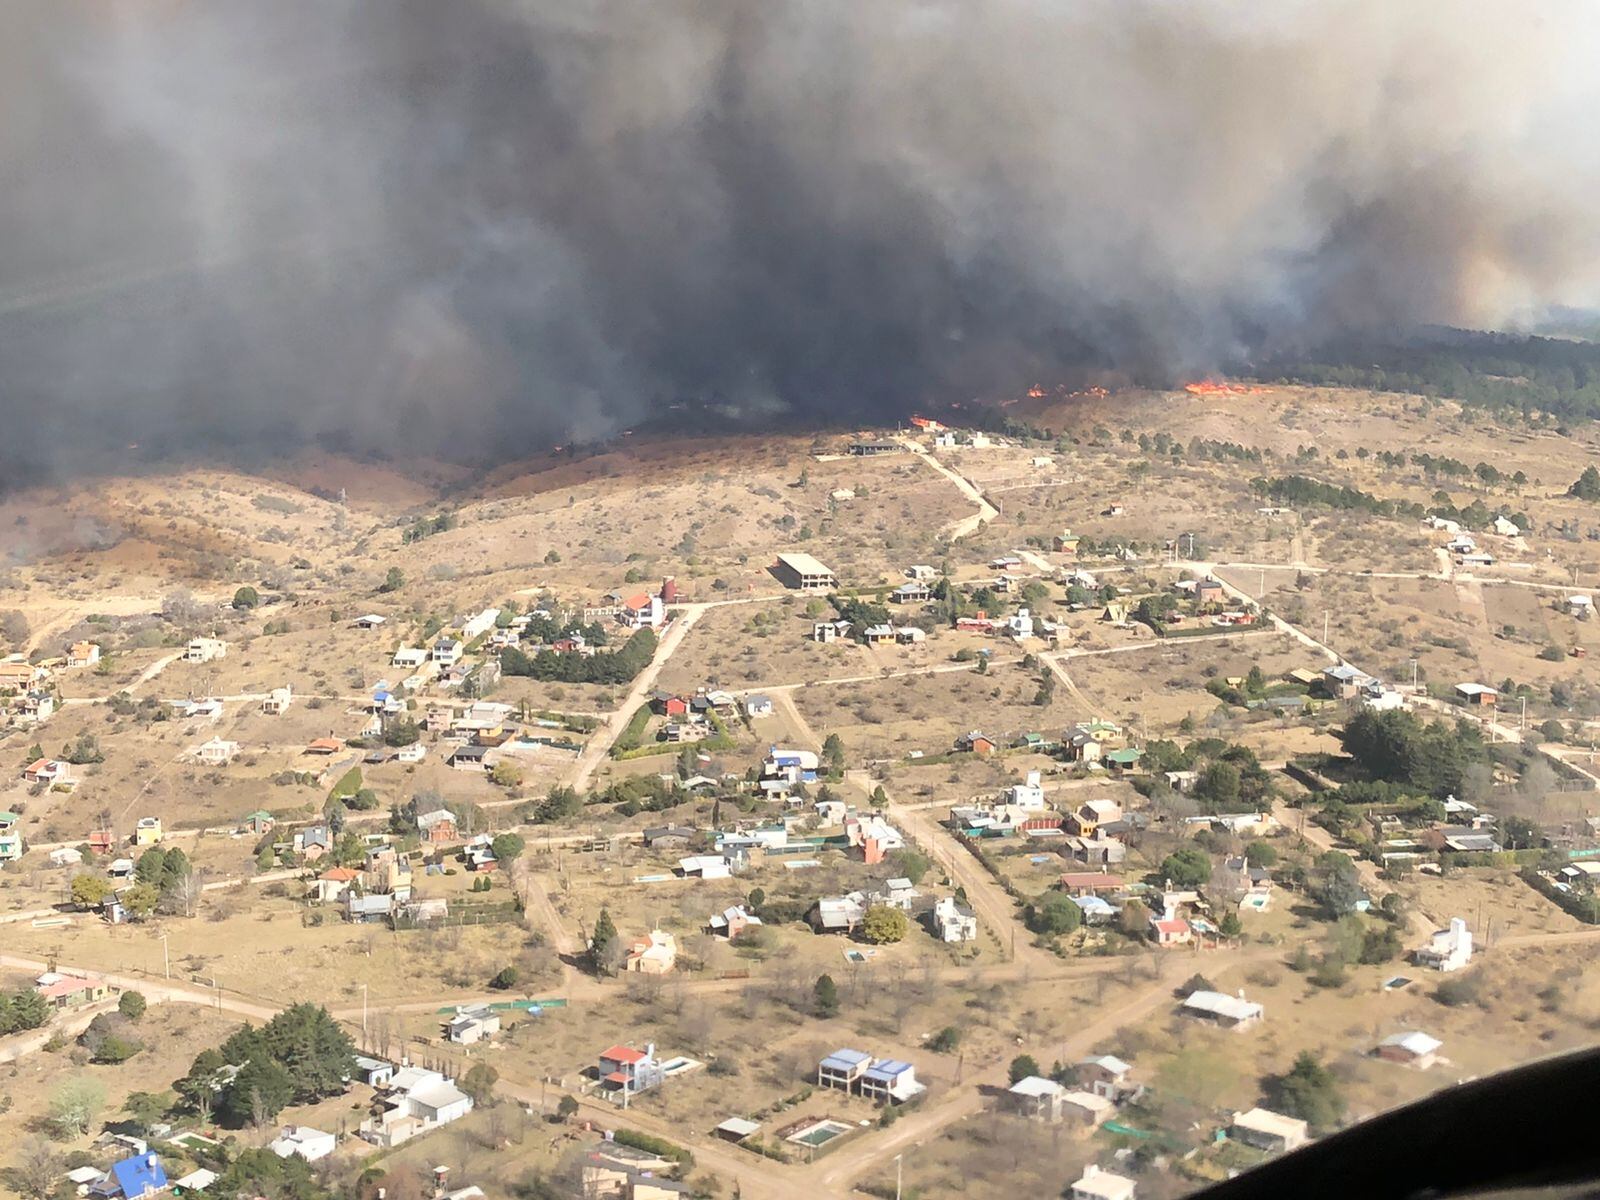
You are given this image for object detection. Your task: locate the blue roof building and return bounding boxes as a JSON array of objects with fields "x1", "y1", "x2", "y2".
[
  {"x1": 93, "y1": 1153, "x2": 168, "y2": 1198},
  {"x1": 817, "y1": 1048, "x2": 872, "y2": 1090}
]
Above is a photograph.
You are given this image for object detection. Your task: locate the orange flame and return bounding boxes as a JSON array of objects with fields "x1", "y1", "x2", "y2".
[{"x1": 1183, "y1": 380, "x2": 1267, "y2": 397}]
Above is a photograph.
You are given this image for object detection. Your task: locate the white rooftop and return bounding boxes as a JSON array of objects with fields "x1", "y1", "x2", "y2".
[{"x1": 1380, "y1": 1030, "x2": 1442, "y2": 1056}]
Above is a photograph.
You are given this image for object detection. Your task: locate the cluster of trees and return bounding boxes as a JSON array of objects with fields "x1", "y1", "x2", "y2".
[
  {"x1": 520, "y1": 613, "x2": 609, "y2": 647},
  {"x1": 80, "y1": 993, "x2": 147, "y2": 1064},
  {"x1": 1571, "y1": 465, "x2": 1600, "y2": 502},
  {"x1": 1251, "y1": 475, "x2": 1391, "y2": 515},
  {"x1": 828, "y1": 593, "x2": 890, "y2": 631},
  {"x1": 1265, "y1": 1052, "x2": 1345, "y2": 1130},
  {"x1": 500, "y1": 627, "x2": 657, "y2": 684},
  {"x1": 176, "y1": 1004, "x2": 355, "y2": 1127},
  {"x1": 1250, "y1": 331, "x2": 1600, "y2": 425},
  {"x1": 400, "y1": 511, "x2": 458, "y2": 544},
  {"x1": 1341, "y1": 708, "x2": 1486, "y2": 799},
  {"x1": 0, "y1": 986, "x2": 50, "y2": 1034},
  {"x1": 1142, "y1": 738, "x2": 1276, "y2": 812}
]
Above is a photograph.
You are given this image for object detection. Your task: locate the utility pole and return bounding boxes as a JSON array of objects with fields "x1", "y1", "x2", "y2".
[
  {"x1": 1520, "y1": 695, "x2": 1527, "y2": 737},
  {"x1": 1323, "y1": 611, "x2": 1330, "y2": 645},
  {"x1": 1410, "y1": 658, "x2": 1418, "y2": 692},
  {"x1": 896, "y1": 1153, "x2": 904, "y2": 1200},
  {"x1": 160, "y1": 931, "x2": 170, "y2": 981},
  {"x1": 361, "y1": 982, "x2": 369, "y2": 1045}
]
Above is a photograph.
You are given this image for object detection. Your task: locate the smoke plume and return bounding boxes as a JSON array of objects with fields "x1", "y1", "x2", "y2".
[{"x1": 3, "y1": 0, "x2": 1599, "y2": 479}]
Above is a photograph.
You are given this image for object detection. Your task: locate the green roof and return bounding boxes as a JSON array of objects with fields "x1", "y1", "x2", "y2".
[
  {"x1": 1105, "y1": 748, "x2": 1143, "y2": 765},
  {"x1": 0, "y1": 810, "x2": 20, "y2": 825}
]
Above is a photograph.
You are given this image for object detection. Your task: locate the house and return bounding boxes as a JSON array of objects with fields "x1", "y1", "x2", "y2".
[
  {"x1": 1454, "y1": 682, "x2": 1498, "y2": 707},
  {"x1": 312, "y1": 866, "x2": 361, "y2": 903},
  {"x1": 1069, "y1": 1165, "x2": 1136, "y2": 1200},
  {"x1": 392, "y1": 647, "x2": 428, "y2": 669},
  {"x1": 813, "y1": 620, "x2": 851, "y2": 643},
  {"x1": 906, "y1": 563, "x2": 937, "y2": 580},
  {"x1": 1008, "y1": 1075, "x2": 1066, "y2": 1120},
  {"x1": 0, "y1": 658, "x2": 47, "y2": 691},
  {"x1": 1064, "y1": 730, "x2": 1103, "y2": 764},
  {"x1": 67, "y1": 641, "x2": 102, "y2": 668},
  {"x1": 432, "y1": 639, "x2": 463, "y2": 666},
  {"x1": 89, "y1": 829, "x2": 116, "y2": 854},
  {"x1": 269, "y1": 1126, "x2": 337, "y2": 1162},
  {"x1": 707, "y1": 905, "x2": 763, "y2": 940},
  {"x1": 261, "y1": 686, "x2": 293, "y2": 716},
  {"x1": 353, "y1": 1055, "x2": 395, "y2": 1087},
  {"x1": 849, "y1": 438, "x2": 901, "y2": 456},
  {"x1": 14, "y1": 690, "x2": 55, "y2": 725},
  {"x1": 1493, "y1": 515, "x2": 1521, "y2": 537},
  {"x1": 417, "y1": 809, "x2": 459, "y2": 845},
  {"x1": 896, "y1": 626, "x2": 926, "y2": 644},
  {"x1": 447, "y1": 744, "x2": 490, "y2": 773},
  {"x1": 957, "y1": 731, "x2": 998, "y2": 756},
  {"x1": 1229, "y1": 1107, "x2": 1309, "y2": 1154},
  {"x1": 1103, "y1": 747, "x2": 1142, "y2": 773},
  {"x1": 1058, "y1": 872, "x2": 1125, "y2": 896},
  {"x1": 744, "y1": 694, "x2": 774, "y2": 718},
  {"x1": 873, "y1": 877, "x2": 920, "y2": 910},
  {"x1": 599, "y1": 1044, "x2": 664, "y2": 1095},
  {"x1": 1416, "y1": 917, "x2": 1473, "y2": 972},
  {"x1": 1077, "y1": 1055, "x2": 1134, "y2": 1100},
  {"x1": 1060, "y1": 1090, "x2": 1116, "y2": 1128},
  {"x1": 772, "y1": 552, "x2": 837, "y2": 592},
  {"x1": 90, "y1": 1153, "x2": 168, "y2": 1199},
  {"x1": 1568, "y1": 594, "x2": 1594, "y2": 619},
  {"x1": 1053, "y1": 530, "x2": 1081, "y2": 554},
  {"x1": 1150, "y1": 915, "x2": 1191, "y2": 946},
  {"x1": 445, "y1": 1004, "x2": 501, "y2": 1045},
  {"x1": 48, "y1": 846, "x2": 83, "y2": 867},
  {"x1": 642, "y1": 825, "x2": 697, "y2": 849},
  {"x1": 859, "y1": 1059, "x2": 924, "y2": 1104},
  {"x1": 620, "y1": 592, "x2": 666, "y2": 630},
  {"x1": 346, "y1": 892, "x2": 395, "y2": 923},
  {"x1": 679, "y1": 854, "x2": 731, "y2": 880},
  {"x1": 1321, "y1": 663, "x2": 1373, "y2": 699},
  {"x1": 817, "y1": 1048, "x2": 873, "y2": 1091},
  {"x1": 625, "y1": 929, "x2": 678, "y2": 974},
  {"x1": 458, "y1": 608, "x2": 501, "y2": 641},
  {"x1": 171, "y1": 1167, "x2": 217, "y2": 1194},
  {"x1": 36, "y1": 973, "x2": 111, "y2": 1009},
  {"x1": 396, "y1": 742, "x2": 427, "y2": 764},
  {"x1": 23, "y1": 757, "x2": 72, "y2": 786},
  {"x1": 305, "y1": 737, "x2": 342, "y2": 756},
  {"x1": 184, "y1": 638, "x2": 227, "y2": 664},
  {"x1": 845, "y1": 813, "x2": 905, "y2": 863},
  {"x1": 1066, "y1": 797, "x2": 1122, "y2": 836},
  {"x1": 1181, "y1": 989, "x2": 1264, "y2": 1030},
  {"x1": 759, "y1": 747, "x2": 820, "y2": 794},
  {"x1": 353, "y1": 614, "x2": 388, "y2": 629},
  {"x1": 362, "y1": 1067, "x2": 474, "y2": 1146},
  {"x1": 134, "y1": 817, "x2": 163, "y2": 846},
  {"x1": 297, "y1": 822, "x2": 332, "y2": 862},
  {"x1": 196, "y1": 737, "x2": 239, "y2": 765},
  {"x1": 930, "y1": 896, "x2": 978, "y2": 942},
  {"x1": 861, "y1": 623, "x2": 896, "y2": 644},
  {"x1": 108, "y1": 857, "x2": 136, "y2": 879},
  {"x1": 890, "y1": 581, "x2": 931, "y2": 604},
  {"x1": 1006, "y1": 608, "x2": 1035, "y2": 639},
  {"x1": 811, "y1": 892, "x2": 868, "y2": 933},
  {"x1": 1376, "y1": 1030, "x2": 1442, "y2": 1070}
]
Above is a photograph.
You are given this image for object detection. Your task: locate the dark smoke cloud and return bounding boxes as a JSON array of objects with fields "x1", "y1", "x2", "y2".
[{"x1": 3, "y1": 1, "x2": 1599, "y2": 480}]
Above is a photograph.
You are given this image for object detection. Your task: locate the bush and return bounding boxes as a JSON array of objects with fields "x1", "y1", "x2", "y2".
[
  {"x1": 1008, "y1": 1054, "x2": 1040, "y2": 1084},
  {"x1": 860, "y1": 907, "x2": 909, "y2": 944},
  {"x1": 1434, "y1": 972, "x2": 1483, "y2": 1007},
  {"x1": 490, "y1": 967, "x2": 520, "y2": 990},
  {"x1": 928, "y1": 1026, "x2": 961, "y2": 1053},
  {"x1": 610, "y1": 1128, "x2": 693, "y2": 1167},
  {"x1": 117, "y1": 992, "x2": 147, "y2": 1021}
]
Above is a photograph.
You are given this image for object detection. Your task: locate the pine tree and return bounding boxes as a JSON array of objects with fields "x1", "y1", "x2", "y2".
[{"x1": 813, "y1": 974, "x2": 839, "y2": 1017}]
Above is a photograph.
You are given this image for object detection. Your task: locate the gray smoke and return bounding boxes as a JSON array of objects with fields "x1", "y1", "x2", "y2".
[{"x1": 3, "y1": 0, "x2": 1599, "y2": 481}]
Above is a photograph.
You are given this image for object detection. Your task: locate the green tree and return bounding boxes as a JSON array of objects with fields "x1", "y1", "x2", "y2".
[
  {"x1": 1244, "y1": 841, "x2": 1278, "y2": 867},
  {"x1": 70, "y1": 874, "x2": 113, "y2": 909},
  {"x1": 1569, "y1": 464, "x2": 1600, "y2": 502},
  {"x1": 1218, "y1": 911, "x2": 1243, "y2": 939},
  {"x1": 462, "y1": 1062, "x2": 499, "y2": 1105},
  {"x1": 118, "y1": 991, "x2": 147, "y2": 1021},
  {"x1": 860, "y1": 907, "x2": 909, "y2": 944},
  {"x1": 231, "y1": 586, "x2": 260, "y2": 610},
  {"x1": 48, "y1": 1077, "x2": 106, "y2": 1138},
  {"x1": 821, "y1": 733, "x2": 846, "y2": 777},
  {"x1": 492, "y1": 832, "x2": 526, "y2": 863},
  {"x1": 1009, "y1": 1054, "x2": 1041, "y2": 1084},
  {"x1": 1160, "y1": 845, "x2": 1213, "y2": 887},
  {"x1": 556, "y1": 1094, "x2": 580, "y2": 1121},
  {"x1": 378, "y1": 566, "x2": 406, "y2": 594},
  {"x1": 887, "y1": 848, "x2": 930, "y2": 885},
  {"x1": 121, "y1": 882, "x2": 161, "y2": 920},
  {"x1": 813, "y1": 973, "x2": 840, "y2": 1017},
  {"x1": 490, "y1": 966, "x2": 520, "y2": 990},
  {"x1": 1267, "y1": 1051, "x2": 1345, "y2": 1130},
  {"x1": 590, "y1": 907, "x2": 618, "y2": 965},
  {"x1": 1029, "y1": 891, "x2": 1082, "y2": 936},
  {"x1": 383, "y1": 716, "x2": 421, "y2": 747},
  {"x1": 490, "y1": 761, "x2": 522, "y2": 788}
]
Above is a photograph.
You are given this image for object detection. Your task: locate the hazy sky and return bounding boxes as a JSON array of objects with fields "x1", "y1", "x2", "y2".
[{"x1": 4, "y1": 0, "x2": 1599, "y2": 477}]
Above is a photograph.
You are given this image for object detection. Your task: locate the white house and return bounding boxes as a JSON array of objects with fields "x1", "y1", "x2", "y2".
[
  {"x1": 269, "y1": 1126, "x2": 337, "y2": 1162},
  {"x1": 396, "y1": 742, "x2": 427, "y2": 764},
  {"x1": 1416, "y1": 917, "x2": 1472, "y2": 972},
  {"x1": 353, "y1": 614, "x2": 387, "y2": 629},
  {"x1": 432, "y1": 639, "x2": 463, "y2": 665},
  {"x1": 1181, "y1": 989, "x2": 1264, "y2": 1030},
  {"x1": 1376, "y1": 1030, "x2": 1443, "y2": 1071},
  {"x1": 1493, "y1": 515, "x2": 1521, "y2": 537},
  {"x1": 445, "y1": 1004, "x2": 501, "y2": 1045},
  {"x1": 362, "y1": 1067, "x2": 474, "y2": 1147},
  {"x1": 1568, "y1": 595, "x2": 1593, "y2": 619},
  {"x1": 1005, "y1": 771, "x2": 1047, "y2": 810},
  {"x1": 459, "y1": 608, "x2": 500, "y2": 641},
  {"x1": 744, "y1": 694, "x2": 775, "y2": 718},
  {"x1": 184, "y1": 637, "x2": 227, "y2": 663},
  {"x1": 1070, "y1": 1165, "x2": 1137, "y2": 1200},
  {"x1": 1229, "y1": 1107, "x2": 1309, "y2": 1154},
  {"x1": 196, "y1": 737, "x2": 240, "y2": 765},
  {"x1": 931, "y1": 896, "x2": 977, "y2": 943},
  {"x1": 261, "y1": 686, "x2": 293, "y2": 716},
  {"x1": 392, "y1": 647, "x2": 427, "y2": 669},
  {"x1": 1006, "y1": 608, "x2": 1035, "y2": 639}
]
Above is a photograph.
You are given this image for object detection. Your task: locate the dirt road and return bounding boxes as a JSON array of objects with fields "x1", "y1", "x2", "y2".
[{"x1": 898, "y1": 438, "x2": 998, "y2": 541}]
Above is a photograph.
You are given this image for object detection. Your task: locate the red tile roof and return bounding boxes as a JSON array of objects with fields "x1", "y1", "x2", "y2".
[{"x1": 600, "y1": 1045, "x2": 647, "y2": 1065}]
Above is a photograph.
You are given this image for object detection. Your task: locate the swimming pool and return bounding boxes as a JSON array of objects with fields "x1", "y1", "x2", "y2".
[{"x1": 787, "y1": 1118, "x2": 852, "y2": 1148}]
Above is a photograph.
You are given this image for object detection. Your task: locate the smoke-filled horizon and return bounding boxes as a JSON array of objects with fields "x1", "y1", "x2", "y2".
[{"x1": 4, "y1": 0, "x2": 1600, "y2": 479}]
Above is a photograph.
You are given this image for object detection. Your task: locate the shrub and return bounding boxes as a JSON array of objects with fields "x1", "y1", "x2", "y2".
[{"x1": 117, "y1": 992, "x2": 147, "y2": 1021}]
